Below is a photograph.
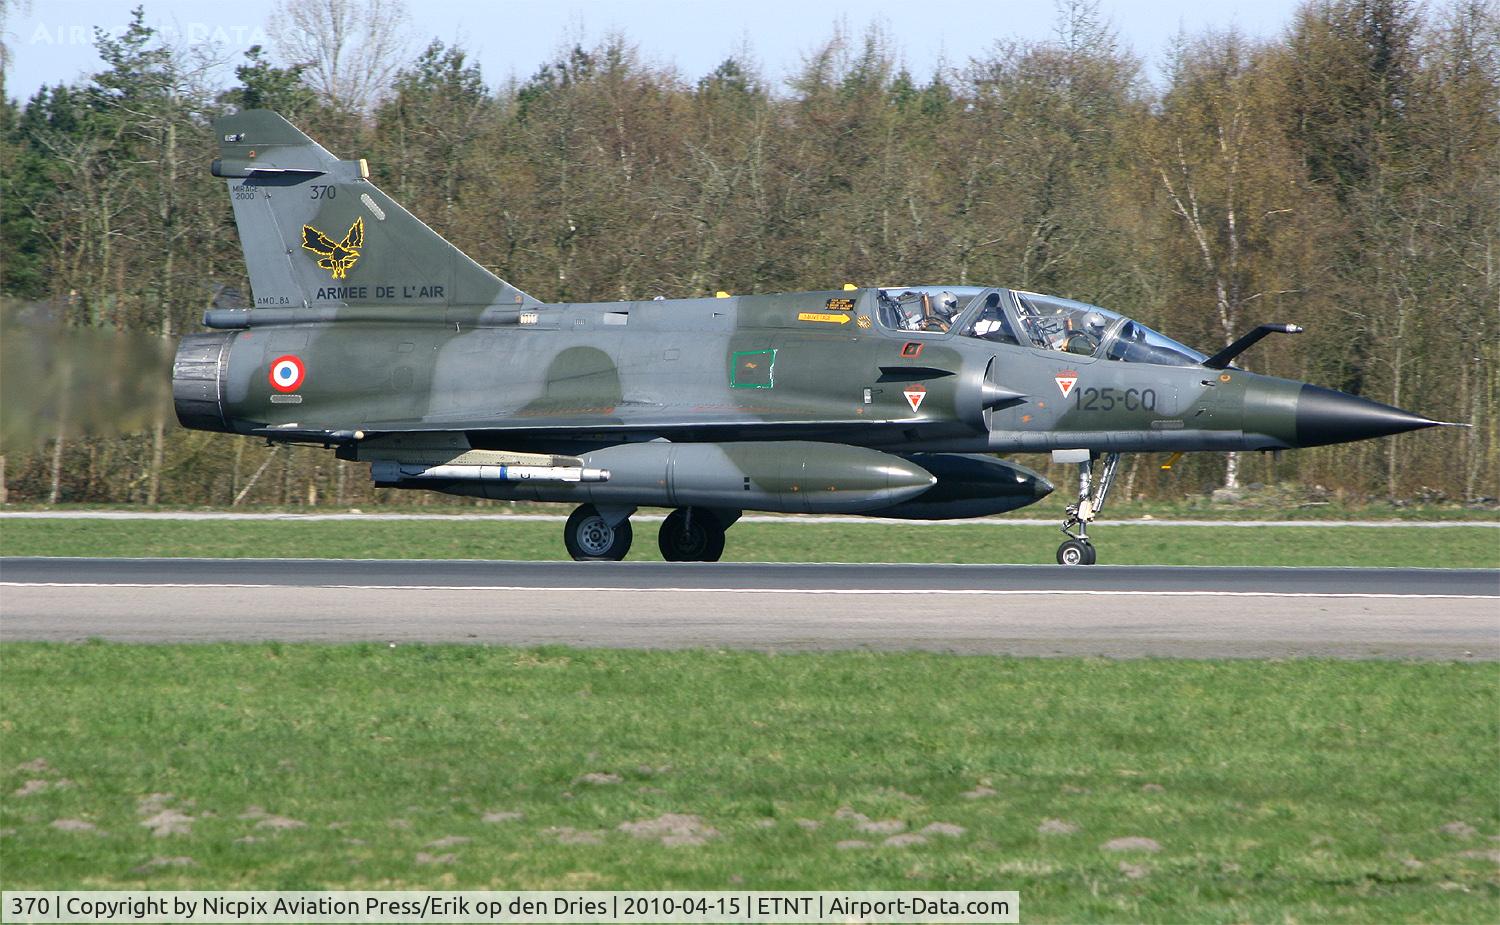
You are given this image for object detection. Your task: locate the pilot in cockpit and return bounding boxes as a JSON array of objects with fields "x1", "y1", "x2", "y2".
[
  {"x1": 1062, "y1": 311, "x2": 1109, "y2": 356},
  {"x1": 894, "y1": 290, "x2": 962, "y2": 332},
  {"x1": 932, "y1": 291, "x2": 961, "y2": 327}
]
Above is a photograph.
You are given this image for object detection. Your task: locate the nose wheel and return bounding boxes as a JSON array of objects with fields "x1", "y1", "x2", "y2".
[
  {"x1": 1057, "y1": 451, "x2": 1119, "y2": 566},
  {"x1": 1057, "y1": 538, "x2": 1096, "y2": 566}
]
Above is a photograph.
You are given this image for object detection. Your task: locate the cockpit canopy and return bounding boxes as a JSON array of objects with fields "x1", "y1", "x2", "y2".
[{"x1": 876, "y1": 286, "x2": 1208, "y2": 367}]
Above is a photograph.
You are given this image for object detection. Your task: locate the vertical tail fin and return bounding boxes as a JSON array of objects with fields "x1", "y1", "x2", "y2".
[{"x1": 211, "y1": 110, "x2": 537, "y2": 310}]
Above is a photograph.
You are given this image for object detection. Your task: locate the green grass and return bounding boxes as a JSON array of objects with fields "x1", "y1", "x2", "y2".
[
  {"x1": 1, "y1": 645, "x2": 1496, "y2": 922},
  {"x1": 2, "y1": 517, "x2": 1497, "y2": 567}
]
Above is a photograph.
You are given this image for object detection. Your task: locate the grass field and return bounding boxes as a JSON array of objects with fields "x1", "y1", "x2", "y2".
[
  {"x1": 1, "y1": 645, "x2": 1496, "y2": 922},
  {"x1": 3, "y1": 515, "x2": 1495, "y2": 919},
  {"x1": 2, "y1": 517, "x2": 1498, "y2": 567}
]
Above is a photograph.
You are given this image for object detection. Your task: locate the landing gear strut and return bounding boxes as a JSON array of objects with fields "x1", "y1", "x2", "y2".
[{"x1": 1057, "y1": 451, "x2": 1120, "y2": 566}]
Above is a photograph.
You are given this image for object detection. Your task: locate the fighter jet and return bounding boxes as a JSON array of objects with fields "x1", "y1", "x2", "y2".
[{"x1": 175, "y1": 111, "x2": 1449, "y2": 564}]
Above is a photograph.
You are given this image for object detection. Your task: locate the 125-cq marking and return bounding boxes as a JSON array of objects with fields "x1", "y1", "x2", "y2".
[{"x1": 1075, "y1": 387, "x2": 1157, "y2": 412}]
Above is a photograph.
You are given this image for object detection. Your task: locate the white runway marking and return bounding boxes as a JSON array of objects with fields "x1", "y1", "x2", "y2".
[{"x1": 2, "y1": 581, "x2": 1491, "y2": 600}]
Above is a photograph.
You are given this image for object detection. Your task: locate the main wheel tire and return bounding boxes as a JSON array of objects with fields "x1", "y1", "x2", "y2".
[
  {"x1": 564, "y1": 505, "x2": 633, "y2": 561},
  {"x1": 658, "y1": 507, "x2": 726, "y2": 562},
  {"x1": 1057, "y1": 538, "x2": 1095, "y2": 566}
]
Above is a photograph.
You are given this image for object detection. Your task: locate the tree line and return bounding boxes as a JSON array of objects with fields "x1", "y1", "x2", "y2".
[{"x1": 1, "y1": 0, "x2": 1496, "y2": 508}]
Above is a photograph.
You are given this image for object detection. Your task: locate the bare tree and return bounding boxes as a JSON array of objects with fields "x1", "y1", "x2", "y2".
[
  {"x1": 0, "y1": 0, "x2": 34, "y2": 77},
  {"x1": 1147, "y1": 31, "x2": 1305, "y2": 490},
  {"x1": 268, "y1": 0, "x2": 411, "y2": 112}
]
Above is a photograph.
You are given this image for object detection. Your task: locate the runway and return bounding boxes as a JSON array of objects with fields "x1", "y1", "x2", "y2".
[{"x1": 2, "y1": 558, "x2": 1497, "y2": 660}]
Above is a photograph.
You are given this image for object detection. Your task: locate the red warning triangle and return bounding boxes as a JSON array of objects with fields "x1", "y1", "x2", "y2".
[
  {"x1": 1054, "y1": 371, "x2": 1079, "y2": 398},
  {"x1": 903, "y1": 384, "x2": 927, "y2": 412}
]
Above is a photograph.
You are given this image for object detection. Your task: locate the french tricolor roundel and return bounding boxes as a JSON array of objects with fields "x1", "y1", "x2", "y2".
[{"x1": 269, "y1": 355, "x2": 306, "y2": 392}]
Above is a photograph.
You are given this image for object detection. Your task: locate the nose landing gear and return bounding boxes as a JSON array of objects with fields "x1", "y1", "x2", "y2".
[
  {"x1": 1057, "y1": 537, "x2": 1095, "y2": 566},
  {"x1": 1057, "y1": 451, "x2": 1120, "y2": 565}
]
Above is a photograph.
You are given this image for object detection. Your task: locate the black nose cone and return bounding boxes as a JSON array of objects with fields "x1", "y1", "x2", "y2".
[{"x1": 1295, "y1": 384, "x2": 1441, "y2": 448}]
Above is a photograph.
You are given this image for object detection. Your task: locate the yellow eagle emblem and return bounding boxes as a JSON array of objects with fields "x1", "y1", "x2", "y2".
[{"x1": 301, "y1": 217, "x2": 364, "y2": 279}]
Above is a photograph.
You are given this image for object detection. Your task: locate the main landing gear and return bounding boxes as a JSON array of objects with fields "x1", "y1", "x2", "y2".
[
  {"x1": 1057, "y1": 451, "x2": 1120, "y2": 566},
  {"x1": 658, "y1": 507, "x2": 738, "y2": 562},
  {"x1": 564, "y1": 504, "x2": 739, "y2": 562},
  {"x1": 564, "y1": 504, "x2": 635, "y2": 561}
]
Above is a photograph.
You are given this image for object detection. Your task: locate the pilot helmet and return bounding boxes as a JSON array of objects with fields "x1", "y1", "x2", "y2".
[
  {"x1": 937, "y1": 291, "x2": 959, "y2": 318},
  {"x1": 1084, "y1": 311, "x2": 1107, "y2": 333}
]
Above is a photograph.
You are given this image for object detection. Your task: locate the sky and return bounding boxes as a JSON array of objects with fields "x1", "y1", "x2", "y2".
[{"x1": 4, "y1": 0, "x2": 1308, "y2": 102}]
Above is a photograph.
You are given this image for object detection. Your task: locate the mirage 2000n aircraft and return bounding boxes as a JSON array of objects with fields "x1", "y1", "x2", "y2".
[{"x1": 174, "y1": 111, "x2": 1449, "y2": 564}]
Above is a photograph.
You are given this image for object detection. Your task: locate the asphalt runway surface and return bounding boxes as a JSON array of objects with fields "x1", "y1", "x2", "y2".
[{"x1": 3, "y1": 558, "x2": 1496, "y2": 660}]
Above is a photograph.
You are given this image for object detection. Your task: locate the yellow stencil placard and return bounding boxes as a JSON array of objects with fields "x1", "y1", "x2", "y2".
[{"x1": 798, "y1": 312, "x2": 851, "y2": 325}]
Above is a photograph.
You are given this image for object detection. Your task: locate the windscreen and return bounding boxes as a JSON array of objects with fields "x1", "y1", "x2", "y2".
[
  {"x1": 1014, "y1": 292, "x2": 1207, "y2": 366},
  {"x1": 1105, "y1": 320, "x2": 1210, "y2": 366}
]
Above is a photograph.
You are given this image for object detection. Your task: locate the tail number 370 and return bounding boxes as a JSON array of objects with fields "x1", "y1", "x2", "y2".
[{"x1": 1074, "y1": 387, "x2": 1156, "y2": 412}]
